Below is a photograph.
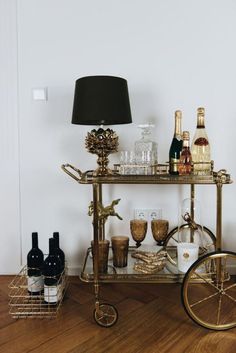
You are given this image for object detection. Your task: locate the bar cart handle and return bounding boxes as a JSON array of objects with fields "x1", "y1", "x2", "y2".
[
  {"x1": 61, "y1": 163, "x2": 83, "y2": 182},
  {"x1": 214, "y1": 169, "x2": 231, "y2": 184}
]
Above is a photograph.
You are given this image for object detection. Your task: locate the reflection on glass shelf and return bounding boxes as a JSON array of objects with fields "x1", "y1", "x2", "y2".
[
  {"x1": 81, "y1": 245, "x2": 185, "y2": 283},
  {"x1": 80, "y1": 170, "x2": 227, "y2": 186}
]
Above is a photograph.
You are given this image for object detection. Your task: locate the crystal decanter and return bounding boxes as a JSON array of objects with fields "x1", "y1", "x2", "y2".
[{"x1": 134, "y1": 124, "x2": 158, "y2": 172}]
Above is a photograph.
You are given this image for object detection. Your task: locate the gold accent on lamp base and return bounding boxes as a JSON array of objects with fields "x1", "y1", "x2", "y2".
[{"x1": 85, "y1": 128, "x2": 118, "y2": 176}]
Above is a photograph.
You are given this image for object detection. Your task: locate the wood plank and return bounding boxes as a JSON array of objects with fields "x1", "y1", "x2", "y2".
[
  {"x1": 31, "y1": 297, "x2": 144, "y2": 353},
  {"x1": 0, "y1": 276, "x2": 236, "y2": 353}
]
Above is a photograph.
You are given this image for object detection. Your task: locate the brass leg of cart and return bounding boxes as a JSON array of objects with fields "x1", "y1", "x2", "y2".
[
  {"x1": 98, "y1": 184, "x2": 105, "y2": 241},
  {"x1": 181, "y1": 180, "x2": 236, "y2": 330},
  {"x1": 164, "y1": 185, "x2": 216, "y2": 266},
  {"x1": 92, "y1": 183, "x2": 118, "y2": 328},
  {"x1": 190, "y1": 184, "x2": 195, "y2": 243}
]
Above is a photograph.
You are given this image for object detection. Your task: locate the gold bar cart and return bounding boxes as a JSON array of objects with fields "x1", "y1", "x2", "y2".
[{"x1": 62, "y1": 165, "x2": 236, "y2": 330}]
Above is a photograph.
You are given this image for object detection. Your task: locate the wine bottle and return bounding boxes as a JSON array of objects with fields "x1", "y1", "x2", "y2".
[
  {"x1": 53, "y1": 232, "x2": 65, "y2": 272},
  {"x1": 27, "y1": 232, "x2": 44, "y2": 295},
  {"x1": 191, "y1": 107, "x2": 211, "y2": 175},
  {"x1": 169, "y1": 110, "x2": 183, "y2": 175},
  {"x1": 43, "y1": 238, "x2": 62, "y2": 305},
  {"x1": 178, "y1": 131, "x2": 192, "y2": 175}
]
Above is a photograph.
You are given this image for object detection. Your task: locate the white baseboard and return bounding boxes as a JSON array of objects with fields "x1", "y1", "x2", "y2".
[
  {"x1": 67, "y1": 266, "x2": 82, "y2": 276},
  {"x1": 229, "y1": 264, "x2": 236, "y2": 275}
]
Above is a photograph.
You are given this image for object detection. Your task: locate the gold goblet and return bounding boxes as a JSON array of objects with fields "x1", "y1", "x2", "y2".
[
  {"x1": 151, "y1": 219, "x2": 169, "y2": 245},
  {"x1": 130, "y1": 219, "x2": 148, "y2": 247}
]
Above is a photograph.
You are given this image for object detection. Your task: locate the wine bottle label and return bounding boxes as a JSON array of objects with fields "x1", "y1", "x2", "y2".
[
  {"x1": 44, "y1": 285, "x2": 59, "y2": 303},
  {"x1": 170, "y1": 158, "x2": 179, "y2": 172},
  {"x1": 27, "y1": 275, "x2": 44, "y2": 293},
  {"x1": 194, "y1": 137, "x2": 209, "y2": 146},
  {"x1": 178, "y1": 163, "x2": 192, "y2": 175}
]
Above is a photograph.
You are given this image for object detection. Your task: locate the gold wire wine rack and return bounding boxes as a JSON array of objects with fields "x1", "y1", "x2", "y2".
[{"x1": 8, "y1": 265, "x2": 68, "y2": 319}]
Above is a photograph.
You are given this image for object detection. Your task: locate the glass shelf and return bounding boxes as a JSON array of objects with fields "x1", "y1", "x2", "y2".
[
  {"x1": 78, "y1": 170, "x2": 232, "y2": 185},
  {"x1": 80, "y1": 246, "x2": 185, "y2": 284}
]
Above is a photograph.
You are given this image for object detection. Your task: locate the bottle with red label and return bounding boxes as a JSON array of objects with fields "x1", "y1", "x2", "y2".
[
  {"x1": 191, "y1": 107, "x2": 211, "y2": 175},
  {"x1": 178, "y1": 131, "x2": 192, "y2": 175}
]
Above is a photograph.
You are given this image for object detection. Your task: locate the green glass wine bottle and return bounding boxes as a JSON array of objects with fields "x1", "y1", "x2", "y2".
[{"x1": 169, "y1": 110, "x2": 183, "y2": 175}]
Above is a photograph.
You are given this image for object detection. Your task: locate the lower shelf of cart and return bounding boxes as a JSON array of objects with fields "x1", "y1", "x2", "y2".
[{"x1": 80, "y1": 245, "x2": 185, "y2": 283}]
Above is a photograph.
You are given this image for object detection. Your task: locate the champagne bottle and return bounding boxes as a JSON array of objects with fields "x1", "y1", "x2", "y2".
[
  {"x1": 43, "y1": 238, "x2": 62, "y2": 305},
  {"x1": 169, "y1": 110, "x2": 183, "y2": 175},
  {"x1": 27, "y1": 232, "x2": 44, "y2": 295},
  {"x1": 53, "y1": 232, "x2": 65, "y2": 272},
  {"x1": 191, "y1": 107, "x2": 211, "y2": 175},
  {"x1": 178, "y1": 131, "x2": 192, "y2": 175}
]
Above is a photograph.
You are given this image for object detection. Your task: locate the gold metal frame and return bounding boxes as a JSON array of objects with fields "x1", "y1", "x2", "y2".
[
  {"x1": 61, "y1": 164, "x2": 233, "y2": 329},
  {"x1": 9, "y1": 265, "x2": 68, "y2": 319}
]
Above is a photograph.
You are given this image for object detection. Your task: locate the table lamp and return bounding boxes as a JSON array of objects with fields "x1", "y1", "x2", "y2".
[{"x1": 71, "y1": 75, "x2": 132, "y2": 176}]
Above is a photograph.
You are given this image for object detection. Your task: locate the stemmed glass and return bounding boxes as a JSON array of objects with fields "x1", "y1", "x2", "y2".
[
  {"x1": 151, "y1": 220, "x2": 169, "y2": 246},
  {"x1": 130, "y1": 220, "x2": 148, "y2": 247}
]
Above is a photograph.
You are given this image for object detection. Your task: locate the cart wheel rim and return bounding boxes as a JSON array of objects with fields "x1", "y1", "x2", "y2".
[
  {"x1": 182, "y1": 251, "x2": 236, "y2": 330},
  {"x1": 94, "y1": 303, "x2": 118, "y2": 327}
]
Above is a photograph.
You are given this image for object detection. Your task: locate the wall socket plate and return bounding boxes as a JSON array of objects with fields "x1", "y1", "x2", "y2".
[{"x1": 134, "y1": 209, "x2": 162, "y2": 221}]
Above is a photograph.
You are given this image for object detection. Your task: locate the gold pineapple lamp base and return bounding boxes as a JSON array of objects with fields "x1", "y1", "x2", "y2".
[{"x1": 85, "y1": 128, "x2": 119, "y2": 176}]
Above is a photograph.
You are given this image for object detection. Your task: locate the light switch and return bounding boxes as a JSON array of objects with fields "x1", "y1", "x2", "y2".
[{"x1": 32, "y1": 87, "x2": 48, "y2": 101}]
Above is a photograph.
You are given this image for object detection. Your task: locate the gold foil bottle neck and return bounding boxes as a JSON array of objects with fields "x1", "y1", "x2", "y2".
[
  {"x1": 175, "y1": 110, "x2": 182, "y2": 119},
  {"x1": 197, "y1": 107, "x2": 205, "y2": 127},
  {"x1": 197, "y1": 107, "x2": 205, "y2": 116},
  {"x1": 174, "y1": 110, "x2": 182, "y2": 137}
]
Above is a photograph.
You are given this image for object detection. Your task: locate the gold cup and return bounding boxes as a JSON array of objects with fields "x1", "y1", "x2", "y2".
[
  {"x1": 91, "y1": 239, "x2": 110, "y2": 273},
  {"x1": 111, "y1": 236, "x2": 129, "y2": 267},
  {"x1": 130, "y1": 219, "x2": 148, "y2": 247},
  {"x1": 151, "y1": 220, "x2": 169, "y2": 245}
]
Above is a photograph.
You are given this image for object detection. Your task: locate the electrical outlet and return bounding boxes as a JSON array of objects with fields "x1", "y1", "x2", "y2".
[
  {"x1": 134, "y1": 209, "x2": 148, "y2": 220},
  {"x1": 148, "y1": 209, "x2": 162, "y2": 221},
  {"x1": 134, "y1": 208, "x2": 162, "y2": 221}
]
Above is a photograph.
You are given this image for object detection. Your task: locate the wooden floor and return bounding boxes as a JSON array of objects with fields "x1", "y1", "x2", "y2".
[{"x1": 1, "y1": 276, "x2": 236, "y2": 353}]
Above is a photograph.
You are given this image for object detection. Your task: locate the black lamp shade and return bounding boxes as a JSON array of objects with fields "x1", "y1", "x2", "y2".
[{"x1": 71, "y1": 75, "x2": 132, "y2": 125}]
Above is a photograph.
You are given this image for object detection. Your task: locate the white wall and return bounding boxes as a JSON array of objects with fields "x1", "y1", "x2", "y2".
[
  {"x1": 1, "y1": 0, "x2": 236, "y2": 274},
  {"x1": 0, "y1": 0, "x2": 21, "y2": 274}
]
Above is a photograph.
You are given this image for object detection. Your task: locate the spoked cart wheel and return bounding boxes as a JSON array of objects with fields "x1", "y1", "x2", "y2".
[
  {"x1": 181, "y1": 251, "x2": 236, "y2": 330},
  {"x1": 164, "y1": 224, "x2": 216, "y2": 266},
  {"x1": 93, "y1": 303, "x2": 118, "y2": 327}
]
